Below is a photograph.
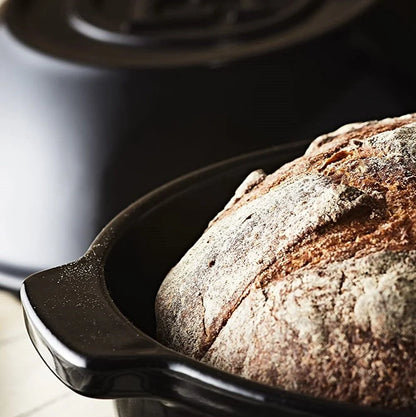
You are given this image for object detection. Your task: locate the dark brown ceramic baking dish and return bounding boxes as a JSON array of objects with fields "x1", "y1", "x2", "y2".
[{"x1": 21, "y1": 141, "x2": 412, "y2": 417}]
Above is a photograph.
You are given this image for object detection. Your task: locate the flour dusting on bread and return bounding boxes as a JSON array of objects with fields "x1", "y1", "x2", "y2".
[{"x1": 156, "y1": 114, "x2": 416, "y2": 409}]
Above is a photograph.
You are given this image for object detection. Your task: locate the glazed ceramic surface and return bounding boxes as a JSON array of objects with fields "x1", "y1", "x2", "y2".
[{"x1": 22, "y1": 142, "x2": 412, "y2": 417}]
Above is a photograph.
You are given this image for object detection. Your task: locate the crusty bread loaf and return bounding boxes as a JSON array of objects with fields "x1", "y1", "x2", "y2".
[{"x1": 156, "y1": 114, "x2": 416, "y2": 409}]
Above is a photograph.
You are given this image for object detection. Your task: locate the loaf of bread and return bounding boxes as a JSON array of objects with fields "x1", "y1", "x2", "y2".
[{"x1": 155, "y1": 114, "x2": 416, "y2": 409}]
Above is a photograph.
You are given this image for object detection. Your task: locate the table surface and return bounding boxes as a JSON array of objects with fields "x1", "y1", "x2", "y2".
[{"x1": 0, "y1": 290, "x2": 114, "y2": 417}]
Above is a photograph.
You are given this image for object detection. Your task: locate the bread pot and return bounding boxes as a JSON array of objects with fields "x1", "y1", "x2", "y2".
[{"x1": 21, "y1": 141, "x2": 414, "y2": 417}]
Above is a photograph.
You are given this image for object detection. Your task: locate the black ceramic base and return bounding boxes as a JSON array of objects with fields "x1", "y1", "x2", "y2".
[{"x1": 116, "y1": 398, "x2": 214, "y2": 417}]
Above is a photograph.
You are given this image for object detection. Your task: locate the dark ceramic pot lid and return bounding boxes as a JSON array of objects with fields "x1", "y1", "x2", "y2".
[{"x1": 4, "y1": 0, "x2": 376, "y2": 67}]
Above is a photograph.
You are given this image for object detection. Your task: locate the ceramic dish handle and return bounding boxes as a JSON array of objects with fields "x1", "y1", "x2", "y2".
[
  {"x1": 20, "y1": 254, "x2": 176, "y2": 399},
  {"x1": 21, "y1": 255, "x2": 300, "y2": 417}
]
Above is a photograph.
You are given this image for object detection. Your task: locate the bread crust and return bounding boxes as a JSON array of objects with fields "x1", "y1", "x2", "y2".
[{"x1": 156, "y1": 114, "x2": 416, "y2": 409}]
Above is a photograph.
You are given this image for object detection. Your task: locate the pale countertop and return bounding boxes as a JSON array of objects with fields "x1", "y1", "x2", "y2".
[{"x1": 0, "y1": 290, "x2": 114, "y2": 417}]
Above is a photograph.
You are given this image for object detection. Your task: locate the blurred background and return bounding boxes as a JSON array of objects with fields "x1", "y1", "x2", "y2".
[
  {"x1": 1, "y1": 0, "x2": 416, "y2": 415},
  {"x1": 0, "y1": 0, "x2": 416, "y2": 289},
  {"x1": 1, "y1": 0, "x2": 416, "y2": 291}
]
